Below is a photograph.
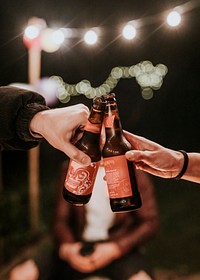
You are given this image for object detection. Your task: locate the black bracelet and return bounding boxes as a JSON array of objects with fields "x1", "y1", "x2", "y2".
[{"x1": 174, "y1": 150, "x2": 189, "y2": 180}]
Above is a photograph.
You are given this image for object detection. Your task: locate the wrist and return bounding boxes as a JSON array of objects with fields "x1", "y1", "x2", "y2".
[
  {"x1": 174, "y1": 150, "x2": 189, "y2": 179},
  {"x1": 16, "y1": 103, "x2": 49, "y2": 142},
  {"x1": 29, "y1": 110, "x2": 46, "y2": 138}
]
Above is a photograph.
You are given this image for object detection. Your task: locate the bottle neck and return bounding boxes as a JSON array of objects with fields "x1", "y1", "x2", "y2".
[
  {"x1": 104, "y1": 102, "x2": 123, "y2": 139},
  {"x1": 89, "y1": 107, "x2": 104, "y2": 124},
  {"x1": 84, "y1": 105, "x2": 105, "y2": 135}
]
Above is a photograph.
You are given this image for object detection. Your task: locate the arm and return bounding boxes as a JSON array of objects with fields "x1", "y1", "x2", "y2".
[
  {"x1": 0, "y1": 86, "x2": 91, "y2": 165},
  {"x1": 181, "y1": 153, "x2": 200, "y2": 183},
  {"x1": 29, "y1": 104, "x2": 91, "y2": 165},
  {"x1": 124, "y1": 131, "x2": 200, "y2": 184},
  {"x1": 0, "y1": 86, "x2": 47, "y2": 150}
]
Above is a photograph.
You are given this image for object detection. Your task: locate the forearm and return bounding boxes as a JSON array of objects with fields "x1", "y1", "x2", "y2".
[{"x1": 182, "y1": 153, "x2": 200, "y2": 183}]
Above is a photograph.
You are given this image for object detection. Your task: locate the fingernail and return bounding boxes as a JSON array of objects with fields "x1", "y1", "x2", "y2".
[
  {"x1": 125, "y1": 151, "x2": 133, "y2": 158},
  {"x1": 81, "y1": 156, "x2": 91, "y2": 166}
]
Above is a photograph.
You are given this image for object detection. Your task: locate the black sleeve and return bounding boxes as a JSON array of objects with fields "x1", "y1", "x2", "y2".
[{"x1": 0, "y1": 86, "x2": 49, "y2": 150}]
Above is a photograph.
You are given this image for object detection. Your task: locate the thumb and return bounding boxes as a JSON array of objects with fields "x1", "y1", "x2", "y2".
[
  {"x1": 62, "y1": 143, "x2": 91, "y2": 166},
  {"x1": 125, "y1": 150, "x2": 145, "y2": 162}
]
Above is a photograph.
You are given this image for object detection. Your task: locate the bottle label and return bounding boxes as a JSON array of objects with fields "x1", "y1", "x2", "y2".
[
  {"x1": 84, "y1": 120, "x2": 102, "y2": 134},
  {"x1": 64, "y1": 160, "x2": 100, "y2": 195},
  {"x1": 104, "y1": 115, "x2": 115, "y2": 128},
  {"x1": 103, "y1": 155, "x2": 133, "y2": 199}
]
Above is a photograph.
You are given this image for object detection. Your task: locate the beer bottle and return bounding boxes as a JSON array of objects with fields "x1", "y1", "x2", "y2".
[
  {"x1": 102, "y1": 93, "x2": 142, "y2": 212},
  {"x1": 63, "y1": 97, "x2": 106, "y2": 206}
]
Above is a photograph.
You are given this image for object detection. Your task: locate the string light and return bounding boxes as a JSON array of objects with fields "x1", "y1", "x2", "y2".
[
  {"x1": 23, "y1": 0, "x2": 200, "y2": 52},
  {"x1": 49, "y1": 61, "x2": 168, "y2": 103},
  {"x1": 10, "y1": 61, "x2": 168, "y2": 103},
  {"x1": 52, "y1": 29, "x2": 65, "y2": 45},
  {"x1": 122, "y1": 24, "x2": 137, "y2": 40},
  {"x1": 167, "y1": 11, "x2": 182, "y2": 27},
  {"x1": 24, "y1": 25, "x2": 40, "y2": 40},
  {"x1": 40, "y1": 28, "x2": 65, "y2": 52},
  {"x1": 84, "y1": 30, "x2": 98, "y2": 45}
]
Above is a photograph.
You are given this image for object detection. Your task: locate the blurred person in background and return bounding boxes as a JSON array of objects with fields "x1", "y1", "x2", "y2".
[{"x1": 9, "y1": 159, "x2": 159, "y2": 280}]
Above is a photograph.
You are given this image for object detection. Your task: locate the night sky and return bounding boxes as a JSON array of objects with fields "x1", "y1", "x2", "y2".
[{"x1": 1, "y1": 0, "x2": 200, "y2": 151}]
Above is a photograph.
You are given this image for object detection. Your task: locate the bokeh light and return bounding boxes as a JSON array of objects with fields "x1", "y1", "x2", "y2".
[
  {"x1": 40, "y1": 28, "x2": 64, "y2": 52},
  {"x1": 51, "y1": 61, "x2": 168, "y2": 102},
  {"x1": 167, "y1": 11, "x2": 182, "y2": 27},
  {"x1": 24, "y1": 25, "x2": 40, "y2": 40},
  {"x1": 84, "y1": 30, "x2": 98, "y2": 45},
  {"x1": 52, "y1": 29, "x2": 65, "y2": 45},
  {"x1": 122, "y1": 24, "x2": 137, "y2": 40}
]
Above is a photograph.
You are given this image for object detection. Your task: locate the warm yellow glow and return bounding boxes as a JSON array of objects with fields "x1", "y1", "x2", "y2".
[
  {"x1": 40, "y1": 28, "x2": 63, "y2": 52},
  {"x1": 51, "y1": 60, "x2": 168, "y2": 102}
]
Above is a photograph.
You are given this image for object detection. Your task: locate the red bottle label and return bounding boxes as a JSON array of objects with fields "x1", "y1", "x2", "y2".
[
  {"x1": 104, "y1": 115, "x2": 115, "y2": 128},
  {"x1": 103, "y1": 155, "x2": 133, "y2": 199},
  {"x1": 64, "y1": 160, "x2": 100, "y2": 195},
  {"x1": 84, "y1": 120, "x2": 102, "y2": 134}
]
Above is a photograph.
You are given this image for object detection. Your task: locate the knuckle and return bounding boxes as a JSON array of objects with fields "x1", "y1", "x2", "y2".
[{"x1": 69, "y1": 149, "x2": 80, "y2": 160}]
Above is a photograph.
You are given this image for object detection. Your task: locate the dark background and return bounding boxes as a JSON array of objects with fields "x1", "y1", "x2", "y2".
[{"x1": 1, "y1": 0, "x2": 200, "y2": 274}]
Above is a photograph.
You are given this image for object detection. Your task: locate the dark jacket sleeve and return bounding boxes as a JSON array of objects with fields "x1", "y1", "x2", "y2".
[{"x1": 0, "y1": 86, "x2": 49, "y2": 150}]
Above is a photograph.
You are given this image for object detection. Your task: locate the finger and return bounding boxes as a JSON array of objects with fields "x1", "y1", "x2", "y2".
[
  {"x1": 62, "y1": 142, "x2": 91, "y2": 166},
  {"x1": 123, "y1": 131, "x2": 144, "y2": 149},
  {"x1": 128, "y1": 153, "x2": 171, "y2": 178},
  {"x1": 125, "y1": 150, "x2": 147, "y2": 162},
  {"x1": 123, "y1": 130, "x2": 160, "y2": 151},
  {"x1": 135, "y1": 162, "x2": 167, "y2": 178},
  {"x1": 125, "y1": 150, "x2": 158, "y2": 170}
]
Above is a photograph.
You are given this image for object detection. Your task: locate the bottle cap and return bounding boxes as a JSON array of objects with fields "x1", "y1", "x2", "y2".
[
  {"x1": 93, "y1": 96, "x2": 106, "y2": 110},
  {"x1": 102, "y1": 92, "x2": 116, "y2": 101}
]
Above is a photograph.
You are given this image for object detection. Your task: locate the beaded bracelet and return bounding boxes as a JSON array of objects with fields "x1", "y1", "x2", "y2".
[{"x1": 174, "y1": 150, "x2": 189, "y2": 180}]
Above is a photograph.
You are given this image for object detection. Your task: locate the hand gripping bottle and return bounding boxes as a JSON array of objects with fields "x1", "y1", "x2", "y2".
[
  {"x1": 63, "y1": 97, "x2": 106, "y2": 206},
  {"x1": 102, "y1": 93, "x2": 142, "y2": 212}
]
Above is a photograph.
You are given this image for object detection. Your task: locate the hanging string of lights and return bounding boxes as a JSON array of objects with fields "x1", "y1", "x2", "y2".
[
  {"x1": 23, "y1": 0, "x2": 200, "y2": 52},
  {"x1": 50, "y1": 61, "x2": 168, "y2": 102},
  {"x1": 22, "y1": 0, "x2": 200, "y2": 103}
]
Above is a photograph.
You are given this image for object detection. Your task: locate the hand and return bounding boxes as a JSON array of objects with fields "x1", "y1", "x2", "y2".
[
  {"x1": 59, "y1": 242, "x2": 96, "y2": 273},
  {"x1": 124, "y1": 131, "x2": 184, "y2": 178},
  {"x1": 89, "y1": 242, "x2": 121, "y2": 270},
  {"x1": 30, "y1": 104, "x2": 91, "y2": 166},
  {"x1": 9, "y1": 259, "x2": 39, "y2": 280},
  {"x1": 128, "y1": 270, "x2": 153, "y2": 280}
]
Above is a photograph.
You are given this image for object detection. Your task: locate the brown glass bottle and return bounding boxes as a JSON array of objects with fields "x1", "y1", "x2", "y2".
[
  {"x1": 102, "y1": 93, "x2": 142, "y2": 212},
  {"x1": 63, "y1": 97, "x2": 106, "y2": 206}
]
